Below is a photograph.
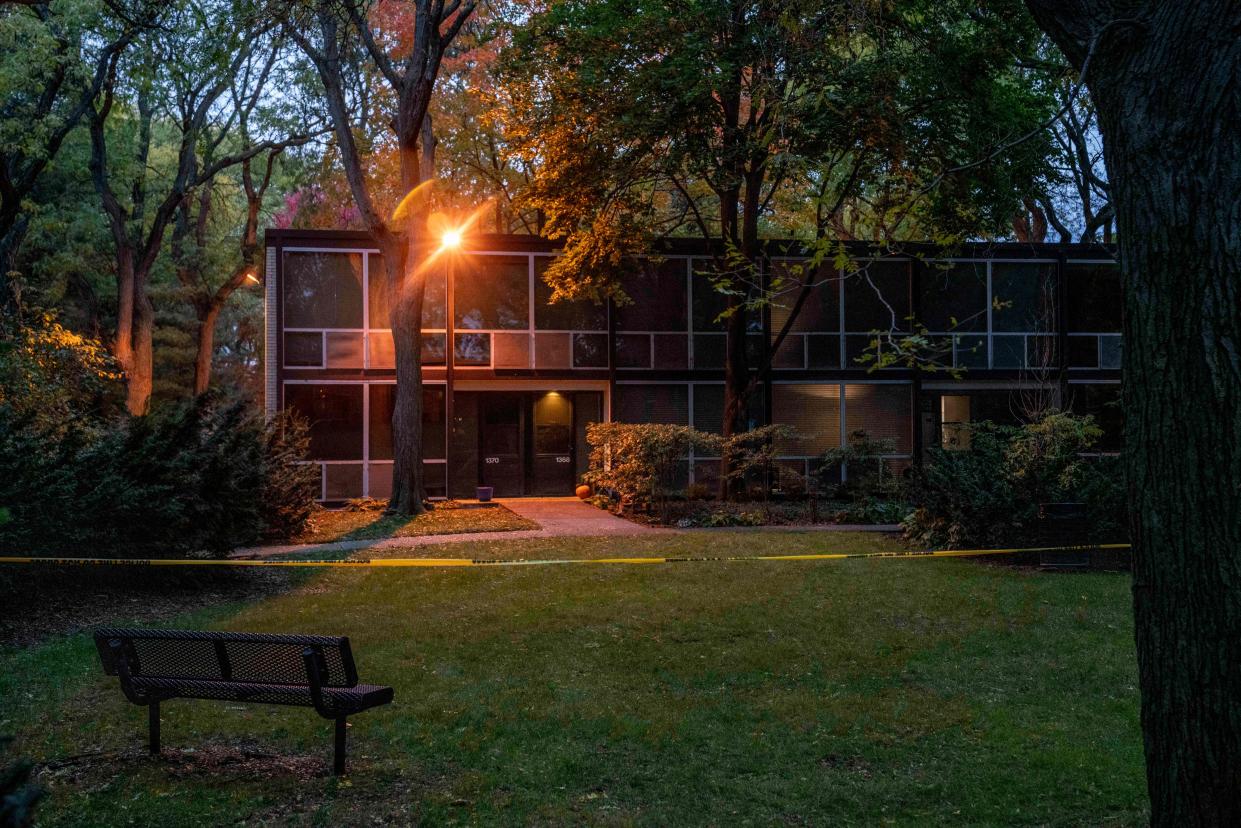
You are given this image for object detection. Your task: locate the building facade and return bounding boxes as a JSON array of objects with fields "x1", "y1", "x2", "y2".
[{"x1": 264, "y1": 229, "x2": 1122, "y2": 501}]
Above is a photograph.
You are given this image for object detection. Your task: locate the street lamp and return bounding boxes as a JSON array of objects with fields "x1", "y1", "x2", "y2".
[{"x1": 441, "y1": 228, "x2": 463, "y2": 251}]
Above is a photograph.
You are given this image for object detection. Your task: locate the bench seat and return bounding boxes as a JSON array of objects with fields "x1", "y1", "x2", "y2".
[{"x1": 128, "y1": 677, "x2": 394, "y2": 714}]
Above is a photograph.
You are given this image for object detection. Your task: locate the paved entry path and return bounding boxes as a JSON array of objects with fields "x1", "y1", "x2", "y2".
[{"x1": 232, "y1": 497, "x2": 665, "y2": 559}]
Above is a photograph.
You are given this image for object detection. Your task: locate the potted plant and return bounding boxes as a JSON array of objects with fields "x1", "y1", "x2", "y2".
[{"x1": 476, "y1": 486, "x2": 494, "y2": 502}]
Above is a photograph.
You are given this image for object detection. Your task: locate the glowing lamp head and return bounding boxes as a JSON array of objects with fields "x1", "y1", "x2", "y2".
[
  {"x1": 441, "y1": 228, "x2": 463, "y2": 250},
  {"x1": 244, "y1": 269, "x2": 261, "y2": 285}
]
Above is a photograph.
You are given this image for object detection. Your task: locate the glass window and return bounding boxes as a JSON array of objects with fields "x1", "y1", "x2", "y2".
[
  {"x1": 283, "y1": 251, "x2": 363, "y2": 328},
  {"x1": 325, "y1": 332, "x2": 364, "y2": 368},
  {"x1": 325, "y1": 464, "x2": 363, "y2": 500},
  {"x1": 284, "y1": 384, "x2": 363, "y2": 460},
  {"x1": 572, "y1": 333, "x2": 608, "y2": 368},
  {"x1": 454, "y1": 255, "x2": 529, "y2": 330},
  {"x1": 692, "y1": 258, "x2": 762, "y2": 333},
  {"x1": 615, "y1": 334, "x2": 651, "y2": 368},
  {"x1": 535, "y1": 333, "x2": 571, "y2": 369},
  {"x1": 845, "y1": 260, "x2": 911, "y2": 332},
  {"x1": 368, "y1": 384, "x2": 446, "y2": 461},
  {"x1": 534, "y1": 392, "x2": 573, "y2": 454},
  {"x1": 616, "y1": 258, "x2": 688, "y2": 331},
  {"x1": 692, "y1": 384, "x2": 765, "y2": 434},
  {"x1": 772, "y1": 383, "x2": 841, "y2": 454},
  {"x1": 367, "y1": 331, "x2": 446, "y2": 367},
  {"x1": 492, "y1": 332, "x2": 531, "y2": 368},
  {"x1": 1065, "y1": 263, "x2": 1121, "y2": 332},
  {"x1": 769, "y1": 260, "x2": 839, "y2": 335},
  {"x1": 455, "y1": 333, "x2": 491, "y2": 365},
  {"x1": 954, "y1": 334, "x2": 988, "y2": 368},
  {"x1": 992, "y1": 335, "x2": 1026, "y2": 368},
  {"x1": 653, "y1": 334, "x2": 688, "y2": 369},
  {"x1": 845, "y1": 384, "x2": 911, "y2": 453},
  {"x1": 1067, "y1": 336, "x2": 1099, "y2": 368},
  {"x1": 991, "y1": 263, "x2": 1056, "y2": 332},
  {"x1": 534, "y1": 258, "x2": 607, "y2": 331},
  {"x1": 284, "y1": 332, "x2": 322, "y2": 367},
  {"x1": 368, "y1": 255, "x2": 446, "y2": 330},
  {"x1": 693, "y1": 334, "x2": 725, "y2": 369},
  {"x1": 613, "y1": 384, "x2": 688, "y2": 425},
  {"x1": 807, "y1": 335, "x2": 841, "y2": 369},
  {"x1": 1071, "y1": 384, "x2": 1123, "y2": 451},
  {"x1": 920, "y1": 262, "x2": 987, "y2": 332}
]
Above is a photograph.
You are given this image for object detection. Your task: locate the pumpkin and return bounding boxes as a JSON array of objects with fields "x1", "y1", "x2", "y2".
[{"x1": 575, "y1": 484, "x2": 592, "y2": 500}]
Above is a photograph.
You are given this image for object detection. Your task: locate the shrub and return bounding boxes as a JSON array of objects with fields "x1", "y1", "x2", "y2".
[
  {"x1": 584, "y1": 422, "x2": 721, "y2": 519},
  {"x1": 0, "y1": 736, "x2": 42, "y2": 828},
  {"x1": 903, "y1": 412, "x2": 1125, "y2": 548},
  {"x1": 819, "y1": 430, "x2": 903, "y2": 500},
  {"x1": 0, "y1": 397, "x2": 317, "y2": 557},
  {"x1": 260, "y1": 410, "x2": 320, "y2": 540}
]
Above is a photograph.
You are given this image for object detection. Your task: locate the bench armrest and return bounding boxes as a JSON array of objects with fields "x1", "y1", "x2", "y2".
[
  {"x1": 301, "y1": 646, "x2": 334, "y2": 719},
  {"x1": 108, "y1": 639, "x2": 155, "y2": 705}
]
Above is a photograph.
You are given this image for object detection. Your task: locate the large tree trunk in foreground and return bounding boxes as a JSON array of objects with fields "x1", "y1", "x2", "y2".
[
  {"x1": 381, "y1": 234, "x2": 428, "y2": 515},
  {"x1": 1026, "y1": 3, "x2": 1241, "y2": 823}
]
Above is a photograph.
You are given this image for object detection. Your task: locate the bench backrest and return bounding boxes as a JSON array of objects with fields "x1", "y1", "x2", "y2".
[{"x1": 94, "y1": 628, "x2": 358, "y2": 688}]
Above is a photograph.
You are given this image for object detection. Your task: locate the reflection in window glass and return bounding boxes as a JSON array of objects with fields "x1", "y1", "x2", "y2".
[
  {"x1": 991, "y1": 263, "x2": 1056, "y2": 332},
  {"x1": 693, "y1": 334, "x2": 726, "y2": 368},
  {"x1": 455, "y1": 333, "x2": 491, "y2": 365},
  {"x1": 920, "y1": 262, "x2": 987, "y2": 332},
  {"x1": 954, "y1": 335, "x2": 988, "y2": 368},
  {"x1": 325, "y1": 332, "x2": 364, "y2": 368},
  {"x1": 653, "y1": 334, "x2": 689, "y2": 369},
  {"x1": 368, "y1": 256, "x2": 446, "y2": 329},
  {"x1": 616, "y1": 258, "x2": 688, "y2": 331},
  {"x1": 572, "y1": 333, "x2": 608, "y2": 368},
  {"x1": 534, "y1": 258, "x2": 607, "y2": 330},
  {"x1": 284, "y1": 384, "x2": 363, "y2": 460},
  {"x1": 368, "y1": 384, "x2": 446, "y2": 461},
  {"x1": 366, "y1": 331, "x2": 446, "y2": 367},
  {"x1": 283, "y1": 252, "x2": 363, "y2": 328},
  {"x1": 845, "y1": 261, "x2": 911, "y2": 332},
  {"x1": 535, "y1": 333, "x2": 571, "y2": 368},
  {"x1": 769, "y1": 260, "x2": 839, "y2": 334},
  {"x1": 454, "y1": 255, "x2": 529, "y2": 329}
]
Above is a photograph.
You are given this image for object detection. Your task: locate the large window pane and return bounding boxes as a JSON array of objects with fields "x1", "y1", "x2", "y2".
[
  {"x1": 369, "y1": 384, "x2": 446, "y2": 461},
  {"x1": 769, "y1": 260, "x2": 839, "y2": 335},
  {"x1": 845, "y1": 384, "x2": 911, "y2": 453},
  {"x1": 283, "y1": 251, "x2": 363, "y2": 328},
  {"x1": 1066, "y1": 263, "x2": 1122, "y2": 332},
  {"x1": 845, "y1": 260, "x2": 911, "y2": 332},
  {"x1": 772, "y1": 384, "x2": 841, "y2": 454},
  {"x1": 572, "y1": 333, "x2": 608, "y2": 368},
  {"x1": 991, "y1": 263, "x2": 1056, "y2": 332},
  {"x1": 368, "y1": 255, "x2": 446, "y2": 330},
  {"x1": 284, "y1": 384, "x2": 363, "y2": 460},
  {"x1": 692, "y1": 258, "x2": 762, "y2": 332},
  {"x1": 613, "y1": 384, "x2": 688, "y2": 424},
  {"x1": 920, "y1": 262, "x2": 987, "y2": 332},
  {"x1": 284, "y1": 332, "x2": 322, "y2": 367},
  {"x1": 454, "y1": 255, "x2": 529, "y2": 329},
  {"x1": 534, "y1": 258, "x2": 607, "y2": 330},
  {"x1": 616, "y1": 258, "x2": 687, "y2": 331}
]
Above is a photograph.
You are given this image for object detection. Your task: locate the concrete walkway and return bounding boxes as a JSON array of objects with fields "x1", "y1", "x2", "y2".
[{"x1": 232, "y1": 497, "x2": 898, "y2": 559}]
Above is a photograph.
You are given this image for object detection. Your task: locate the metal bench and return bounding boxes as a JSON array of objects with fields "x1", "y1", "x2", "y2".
[{"x1": 94, "y1": 628, "x2": 394, "y2": 775}]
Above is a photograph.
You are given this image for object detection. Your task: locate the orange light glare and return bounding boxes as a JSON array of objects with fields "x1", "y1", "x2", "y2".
[{"x1": 441, "y1": 229, "x2": 463, "y2": 249}]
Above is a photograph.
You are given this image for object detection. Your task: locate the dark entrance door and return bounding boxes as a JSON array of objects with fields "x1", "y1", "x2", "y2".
[
  {"x1": 532, "y1": 391, "x2": 575, "y2": 495},
  {"x1": 479, "y1": 395, "x2": 524, "y2": 496}
]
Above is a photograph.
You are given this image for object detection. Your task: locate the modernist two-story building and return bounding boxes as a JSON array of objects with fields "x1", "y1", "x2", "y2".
[{"x1": 263, "y1": 229, "x2": 1122, "y2": 501}]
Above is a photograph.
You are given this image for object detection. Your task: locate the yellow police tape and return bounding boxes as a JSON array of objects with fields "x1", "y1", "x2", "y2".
[{"x1": 0, "y1": 543, "x2": 1131, "y2": 570}]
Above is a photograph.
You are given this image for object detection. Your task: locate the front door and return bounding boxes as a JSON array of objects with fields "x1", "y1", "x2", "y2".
[
  {"x1": 532, "y1": 391, "x2": 575, "y2": 495},
  {"x1": 479, "y1": 396, "x2": 524, "y2": 496}
]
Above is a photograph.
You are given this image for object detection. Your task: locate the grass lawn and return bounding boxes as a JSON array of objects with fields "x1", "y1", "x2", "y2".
[
  {"x1": 289, "y1": 501, "x2": 538, "y2": 544},
  {"x1": 1, "y1": 532, "x2": 1146, "y2": 825}
]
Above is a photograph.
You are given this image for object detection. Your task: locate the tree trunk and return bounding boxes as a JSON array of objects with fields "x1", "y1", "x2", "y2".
[
  {"x1": 127, "y1": 274, "x2": 155, "y2": 415},
  {"x1": 113, "y1": 248, "x2": 136, "y2": 388},
  {"x1": 383, "y1": 234, "x2": 428, "y2": 515},
  {"x1": 193, "y1": 303, "x2": 221, "y2": 397},
  {"x1": 1026, "y1": 3, "x2": 1241, "y2": 823}
]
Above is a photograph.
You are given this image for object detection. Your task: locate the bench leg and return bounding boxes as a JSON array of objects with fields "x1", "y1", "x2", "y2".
[
  {"x1": 148, "y1": 701, "x2": 161, "y2": 755},
  {"x1": 333, "y1": 717, "x2": 347, "y2": 775}
]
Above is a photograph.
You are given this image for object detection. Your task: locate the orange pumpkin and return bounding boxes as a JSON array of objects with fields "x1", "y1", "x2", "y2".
[{"x1": 575, "y1": 484, "x2": 592, "y2": 500}]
